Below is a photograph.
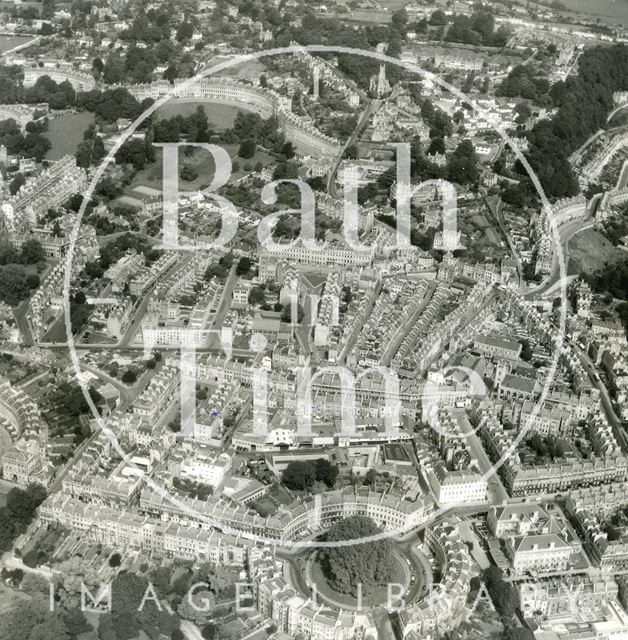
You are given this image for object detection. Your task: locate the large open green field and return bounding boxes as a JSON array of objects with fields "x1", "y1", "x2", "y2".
[
  {"x1": 131, "y1": 145, "x2": 221, "y2": 193},
  {"x1": 552, "y1": 0, "x2": 628, "y2": 25},
  {"x1": 130, "y1": 143, "x2": 274, "y2": 194},
  {"x1": 0, "y1": 34, "x2": 35, "y2": 53},
  {"x1": 568, "y1": 229, "x2": 625, "y2": 276},
  {"x1": 45, "y1": 111, "x2": 95, "y2": 161},
  {"x1": 155, "y1": 100, "x2": 247, "y2": 132}
]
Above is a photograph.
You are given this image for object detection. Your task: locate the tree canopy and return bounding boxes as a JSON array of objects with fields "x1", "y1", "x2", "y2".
[
  {"x1": 522, "y1": 44, "x2": 628, "y2": 199},
  {"x1": 107, "y1": 572, "x2": 180, "y2": 640},
  {"x1": 318, "y1": 516, "x2": 395, "y2": 595},
  {"x1": 0, "y1": 264, "x2": 37, "y2": 306},
  {"x1": 483, "y1": 565, "x2": 516, "y2": 619},
  {"x1": 0, "y1": 484, "x2": 47, "y2": 553},
  {"x1": 281, "y1": 459, "x2": 339, "y2": 491}
]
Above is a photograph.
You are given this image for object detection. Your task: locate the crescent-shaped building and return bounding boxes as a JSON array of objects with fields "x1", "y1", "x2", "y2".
[
  {"x1": 123, "y1": 77, "x2": 343, "y2": 158},
  {"x1": 0, "y1": 377, "x2": 51, "y2": 486}
]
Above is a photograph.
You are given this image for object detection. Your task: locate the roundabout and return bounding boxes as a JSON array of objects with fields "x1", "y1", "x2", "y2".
[
  {"x1": 272, "y1": 519, "x2": 473, "y2": 640},
  {"x1": 284, "y1": 539, "x2": 429, "y2": 613}
]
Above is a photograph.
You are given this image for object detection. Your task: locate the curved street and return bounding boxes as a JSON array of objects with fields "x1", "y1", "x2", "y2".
[
  {"x1": 524, "y1": 215, "x2": 597, "y2": 299},
  {"x1": 280, "y1": 538, "x2": 430, "y2": 640}
]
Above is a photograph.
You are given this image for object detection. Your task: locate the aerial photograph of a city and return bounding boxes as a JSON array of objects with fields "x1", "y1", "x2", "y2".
[{"x1": 1, "y1": 0, "x2": 628, "y2": 639}]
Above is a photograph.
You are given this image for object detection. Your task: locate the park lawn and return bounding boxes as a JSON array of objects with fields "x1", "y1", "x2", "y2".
[
  {"x1": 232, "y1": 59, "x2": 267, "y2": 82},
  {"x1": 45, "y1": 111, "x2": 95, "y2": 160},
  {"x1": 567, "y1": 229, "x2": 625, "y2": 276},
  {"x1": 131, "y1": 146, "x2": 218, "y2": 192},
  {"x1": 86, "y1": 331, "x2": 116, "y2": 345},
  {"x1": 373, "y1": 0, "x2": 408, "y2": 9},
  {"x1": 0, "y1": 35, "x2": 34, "y2": 53},
  {"x1": 231, "y1": 147, "x2": 275, "y2": 179},
  {"x1": 269, "y1": 483, "x2": 294, "y2": 506},
  {"x1": 131, "y1": 145, "x2": 275, "y2": 193},
  {"x1": 155, "y1": 100, "x2": 247, "y2": 132},
  {"x1": 41, "y1": 314, "x2": 70, "y2": 344}
]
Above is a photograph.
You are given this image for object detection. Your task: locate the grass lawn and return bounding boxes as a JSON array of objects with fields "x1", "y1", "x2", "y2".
[
  {"x1": 0, "y1": 35, "x2": 35, "y2": 53},
  {"x1": 130, "y1": 145, "x2": 274, "y2": 193},
  {"x1": 376, "y1": 0, "x2": 408, "y2": 9},
  {"x1": 86, "y1": 331, "x2": 116, "y2": 345},
  {"x1": 0, "y1": 426, "x2": 12, "y2": 463},
  {"x1": 41, "y1": 314, "x2": 69, "y2": 344},
  {"x1": 45, "y1": 111, "x2": 95, "y2": 160},
  {"x1": 269, "y1": 483, "x2": 294, "y2": 506},
  {"x1": 568, "y1": 229, "x2": 625, "y2": 276},
  {"x1": 155, "y1": 100, "x2": 248, "y2": 131},
  {"x1": 131, "y1": 146, "x2": 220, "y2": 192},
  {"x1": 232, "y1": 59, "x2": 267, "y2": 82}
]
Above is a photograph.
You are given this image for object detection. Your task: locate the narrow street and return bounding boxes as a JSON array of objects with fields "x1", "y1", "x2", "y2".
[
  {"x1": 380, "y1": 281, "x2": 437, "y2": 366},
  {"x1": 568, "y1": 338, "x2": 624, "y2": 440},
  {"x1": 454, "y1": 408, "x2": 509, "y2": 506},
  {"x1": 482, "y1": 191, "x2": 523, "y2": 287},
  {"x1": 12, "y1": 300, "x2": 34, "y2": 347},
  {"x1": 326, "y1": 100, "x2": 378, "y2": 197}
]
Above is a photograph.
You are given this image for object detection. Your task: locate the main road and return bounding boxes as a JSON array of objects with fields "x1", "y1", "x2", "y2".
[
  {"x1": 524, "y1": 213, "x2": 597, "y2": 299},
  {"x1": 568, "y1": 337, "x2": 624, "y2": 443},
  {"x1": 568, "y1": 124, "x2": 628, "y2": 168},
  {"x1": 326, "y1": 100, "x2": 378, "y2": 197}
]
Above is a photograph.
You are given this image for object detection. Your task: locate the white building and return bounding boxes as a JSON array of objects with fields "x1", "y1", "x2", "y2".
[{"x1": 428, "y1": 463, "x2": 487, "y2": 505}]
